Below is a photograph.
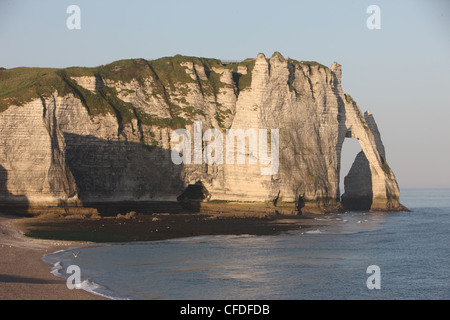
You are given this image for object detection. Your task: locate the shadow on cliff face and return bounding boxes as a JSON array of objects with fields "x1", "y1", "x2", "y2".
[
  {"x1": 63, "y1": 133, "x2": 190, "y2": 216},
  {"x1": 0, "y1": 164, "x2": 30, "y2": 216}
]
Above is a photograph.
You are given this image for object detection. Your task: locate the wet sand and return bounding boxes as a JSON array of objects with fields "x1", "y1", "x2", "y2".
[{"x1": 0, "y1": 214, "x2": 106, "y2": 300}]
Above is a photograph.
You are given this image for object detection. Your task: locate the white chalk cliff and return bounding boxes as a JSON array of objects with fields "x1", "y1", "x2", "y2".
[{"x1": 0, "y1": 53, "x2": 405, "y2": 213}]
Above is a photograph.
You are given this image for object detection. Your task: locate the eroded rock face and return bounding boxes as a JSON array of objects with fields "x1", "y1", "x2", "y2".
[{"x1": 0, "y1": 53, "x2": 405, "y2": 212}]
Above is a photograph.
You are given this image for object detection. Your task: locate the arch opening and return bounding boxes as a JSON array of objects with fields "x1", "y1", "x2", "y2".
[
  {"x1": 339, "y1": 137, "x2": 362, "y2": 197},
  {"x1": 339, "y1": 137, "x2": 374, "y2": 211}
]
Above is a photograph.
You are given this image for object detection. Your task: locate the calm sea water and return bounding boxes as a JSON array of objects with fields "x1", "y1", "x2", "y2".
[{"x1": 43, "y1": 189, "x2": 450, "y2": 300}]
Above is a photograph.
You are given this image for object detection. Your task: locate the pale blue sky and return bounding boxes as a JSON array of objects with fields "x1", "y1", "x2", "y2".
[{"x1": 1, "y1": 0, "x2": 449, "y2": 189}]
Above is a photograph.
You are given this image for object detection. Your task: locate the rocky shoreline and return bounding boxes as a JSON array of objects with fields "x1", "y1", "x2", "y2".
[{"x1": 13, "y1": 207, "x2": 315, "y2": 243}]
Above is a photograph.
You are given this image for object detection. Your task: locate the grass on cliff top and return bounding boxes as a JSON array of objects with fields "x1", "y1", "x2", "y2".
[
  {"x1": 0, "y1": 67, "x2": 74, "y2": 112},
  {"x1": 287, "y1": 58, "x2": 329, "y2": 71},
  {"x1": 66, "y1": 58, "x2": 154, "y2": 84},
  {"x1": 3, "y1": 55, "x2": 324, "y2": 130},
  {"x1": 0, "y1": 55, "x2": 329, "y2": 110},
  {"x1": 0, "y1": 55, "x2": 259, "y2": 112}
]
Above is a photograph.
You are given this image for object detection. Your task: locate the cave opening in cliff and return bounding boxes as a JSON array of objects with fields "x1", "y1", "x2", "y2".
[
  {"x1": 177, "y1": 181, "x2": 211, "y2": 212},
  {"x1": 339, "y1": 138, "x2": 362, "y2": 196}
]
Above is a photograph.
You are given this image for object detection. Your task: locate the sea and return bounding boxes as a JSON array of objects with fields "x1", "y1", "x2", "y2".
[{"x1": 43, "y1": 188, "x2": 450, "y2": 300}]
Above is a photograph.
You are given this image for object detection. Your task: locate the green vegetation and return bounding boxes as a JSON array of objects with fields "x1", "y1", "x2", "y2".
[
  {"x1": 202, "y1": 68, "x2": 226, "y2": 96},
  {"x1": 146, "y1": 55, "x2": 228, "y2": 129},
  {"x1": 0, "y1": 55, "x2": 261, "y2": 131},
  {"x1": 215, "y1": 107, "x2": 233, "y2": 129},
  {"x1": 344, "y1": 93, "x2": 370, "y2": 130},
  {"x1": 182, "y1": 105, "x2": 205, "y2": 118},
  {"x1": 287, "y1": 58, "x2": 328, "y2": 71},
  {"x1": 381, "y1": 162, "x2": 391, "y2": 175},
  {"x1": 134, "y1": 108, "x2": 187, "y2": 130},
  {"x1": 225, "y1": 59, "x2": 256, "y2": 92},
  {"x1": 66, "y1": 58, "x2": 154, "y2": 85},
  {"x1": 299, "y1": 60, "x2": 328, "y2": 69},
  {"x1": 344, "y1": 93, "x2": 354, "y2": 104},
  {"x1": 0, "y1": 55, "x2": 331, "y2": 115},
  {"x1": 0, "y1": 67, "x2": 73, "y2": 112}
]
